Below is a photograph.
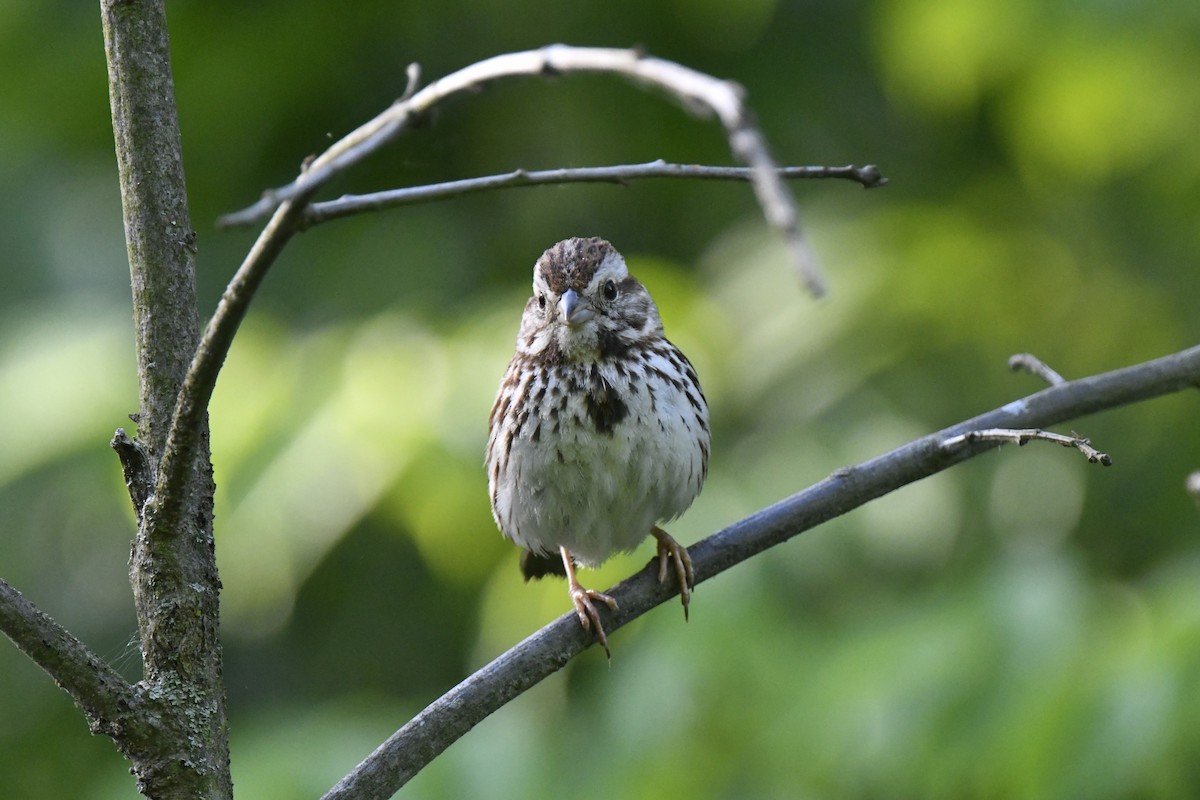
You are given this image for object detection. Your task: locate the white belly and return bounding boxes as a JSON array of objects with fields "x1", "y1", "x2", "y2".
[{"x1": 489, "y1": 352, "x2": 708, "y2": 566}]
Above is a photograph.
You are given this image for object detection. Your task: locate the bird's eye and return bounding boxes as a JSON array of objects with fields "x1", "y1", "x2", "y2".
[
  {"x1": 602, "y1": 280, "x2": 618, "y2": 301},
  {"x1": 537, "y1": 293, "x2": 546, "y2": 309}
]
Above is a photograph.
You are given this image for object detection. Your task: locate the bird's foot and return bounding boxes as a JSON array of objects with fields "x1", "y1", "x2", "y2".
[
  {"x1": 561, "y1": 546, "x2": 618, "y2": 657},
  {"x1": 568, "y1": 580, "x2": 619, "y2": 658},
  {"x1": 651, "y1": 526, "x2": 695, "y2": 621}
]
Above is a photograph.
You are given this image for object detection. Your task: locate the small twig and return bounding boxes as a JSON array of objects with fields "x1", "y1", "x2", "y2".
[
  {"x1": 110, "y1": 428, "x2": 154, "y2": 522},
  {"x1": 941, "y1": 428, "x2": 1112, "y2": 465},
  {"x1": 293, "y1": 161, "x2": 886, "y2": 229},
  {"x1": 1009, "y1": 352, "x2": 1066, "y2": 386},
  {"x1": 398, "y1": 62, "x2": 421, "y2": 102}
]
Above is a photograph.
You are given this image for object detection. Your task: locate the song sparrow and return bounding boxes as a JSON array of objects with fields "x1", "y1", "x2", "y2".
[{"x1": 486, "y1": 237, "x2": 710, "y2": 655}]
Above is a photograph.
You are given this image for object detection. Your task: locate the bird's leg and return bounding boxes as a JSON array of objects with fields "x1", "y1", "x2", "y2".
[
  {"x1": 651, "y1": 526, "x2": 695, "y2": 621},
  {"x1": 561, "y1": 546, "x2": 619, "y2": 657}
]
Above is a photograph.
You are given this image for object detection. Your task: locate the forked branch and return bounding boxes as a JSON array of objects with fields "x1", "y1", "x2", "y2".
[{"x1": 0, "y1": 579, "x2": 155, "y2": 748}]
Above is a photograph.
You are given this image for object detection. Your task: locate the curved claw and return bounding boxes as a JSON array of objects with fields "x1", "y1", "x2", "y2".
[
  {"x1": 569, "y1": 584, "x2": 619, "y2": 657},
  {"x1": 651, "y1": 526, "x2": 695, "y2": 621},
  {"x1": 560, "y1": 546, "x2": 619, "y2": 658}
]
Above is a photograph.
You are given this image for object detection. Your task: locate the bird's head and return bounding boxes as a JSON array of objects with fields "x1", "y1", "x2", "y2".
[{"x1": 517, "y1": 237, "x2": 664, "y2": 363}]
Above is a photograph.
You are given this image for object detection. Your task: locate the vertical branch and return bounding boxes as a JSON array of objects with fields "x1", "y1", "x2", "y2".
[
  {"x1": 100, "y1": 0, "x2": 230, "y2": 797},
  {"x1": 103, "y1": 0, "x2": 201, "y2": 456}
]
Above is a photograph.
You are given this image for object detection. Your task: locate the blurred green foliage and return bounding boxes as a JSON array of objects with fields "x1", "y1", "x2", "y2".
[{"x1": 2, "y1": 0, "x2": 1199, "y2": 797}]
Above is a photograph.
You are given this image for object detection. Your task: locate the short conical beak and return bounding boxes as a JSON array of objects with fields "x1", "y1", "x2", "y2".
[{"x1": 558, "y1": 288, "x2": 593, "y2": 326}]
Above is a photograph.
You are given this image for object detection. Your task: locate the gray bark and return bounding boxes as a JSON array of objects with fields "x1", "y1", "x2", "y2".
[{"x1": 101, "y1": 0, "x2": 230, "y2": 796}]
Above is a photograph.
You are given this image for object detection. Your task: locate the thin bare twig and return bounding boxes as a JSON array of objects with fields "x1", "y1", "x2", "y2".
[
  {"x1": 219, "y1": 45, "x2": 828, "y2": 294},
  {"x1": 1009, "y1": 352, "x2": 1066, "y2": 386},
  {"x1": 398, "y1": 62, "x2": 421, "y2": 102},
  {"x1": 322, "y1": 343, "x2": 1200, "y2": 800},
  {"x1": 292, "y1": 161, "x2": 887, "y2": 229},
  {"x1": 940, "y1": 428, "x2": 1112, "y2": 465}
]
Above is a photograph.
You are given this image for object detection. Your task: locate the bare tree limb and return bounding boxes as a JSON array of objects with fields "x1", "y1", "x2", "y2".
[
  {"x1": 0, "y1": 578, "x2": 146, "y2": 741},
  {"x1": 282, "y1": 161, "x2": 887, "y2": 230},
  {"x1": 941, "y1": 428, "x2": 1112, "y2": 465},
  {"x1": 152, "y1": 195, "x2": 312, "y2": 538},
  {"x1": 218, "y1": 45, "x2": 828, "y2": 294},
  {"x1": 100, "y1": 0, "x2": 230, "y2": 796},
  {"x1": 102, "y1": 0, "x2": 202, "y2": 462},
  {"x1": 0, "y1": 574, "x2": 221, "y2": 793},
  {"x1": 323, "y1": 344, "x2": 1200, "y2": 799}
]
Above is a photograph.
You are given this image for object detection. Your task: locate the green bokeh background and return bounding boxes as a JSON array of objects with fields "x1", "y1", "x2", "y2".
[{"x1": 3, "y1": 1, "x2": 1199, "y2": 797}]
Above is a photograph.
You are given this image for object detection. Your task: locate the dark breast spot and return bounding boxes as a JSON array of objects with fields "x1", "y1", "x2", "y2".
[
  {"x1": 585, "y1": 371, "x2": 628, "y2": 435},
  {"x1": 598, "y1": 329, "x2": 630, "y2": 359},
  {"x1": 586, "y1": 392, "x2": 628, "y2": 436}
]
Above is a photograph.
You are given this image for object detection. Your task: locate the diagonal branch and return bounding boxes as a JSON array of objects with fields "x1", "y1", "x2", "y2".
[
  {"x1": 288, "y1": 161, "x2": 887, "y2": 230},
  {"x1": 321, "y1": 342, "x2": 1200, "y2": 800},
  {"x1": 0, "y1": 578, "x2": 147, "y2": 742},
  {"x1": 151, "y1": 196, "x2": 312, "y2": 536}
]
